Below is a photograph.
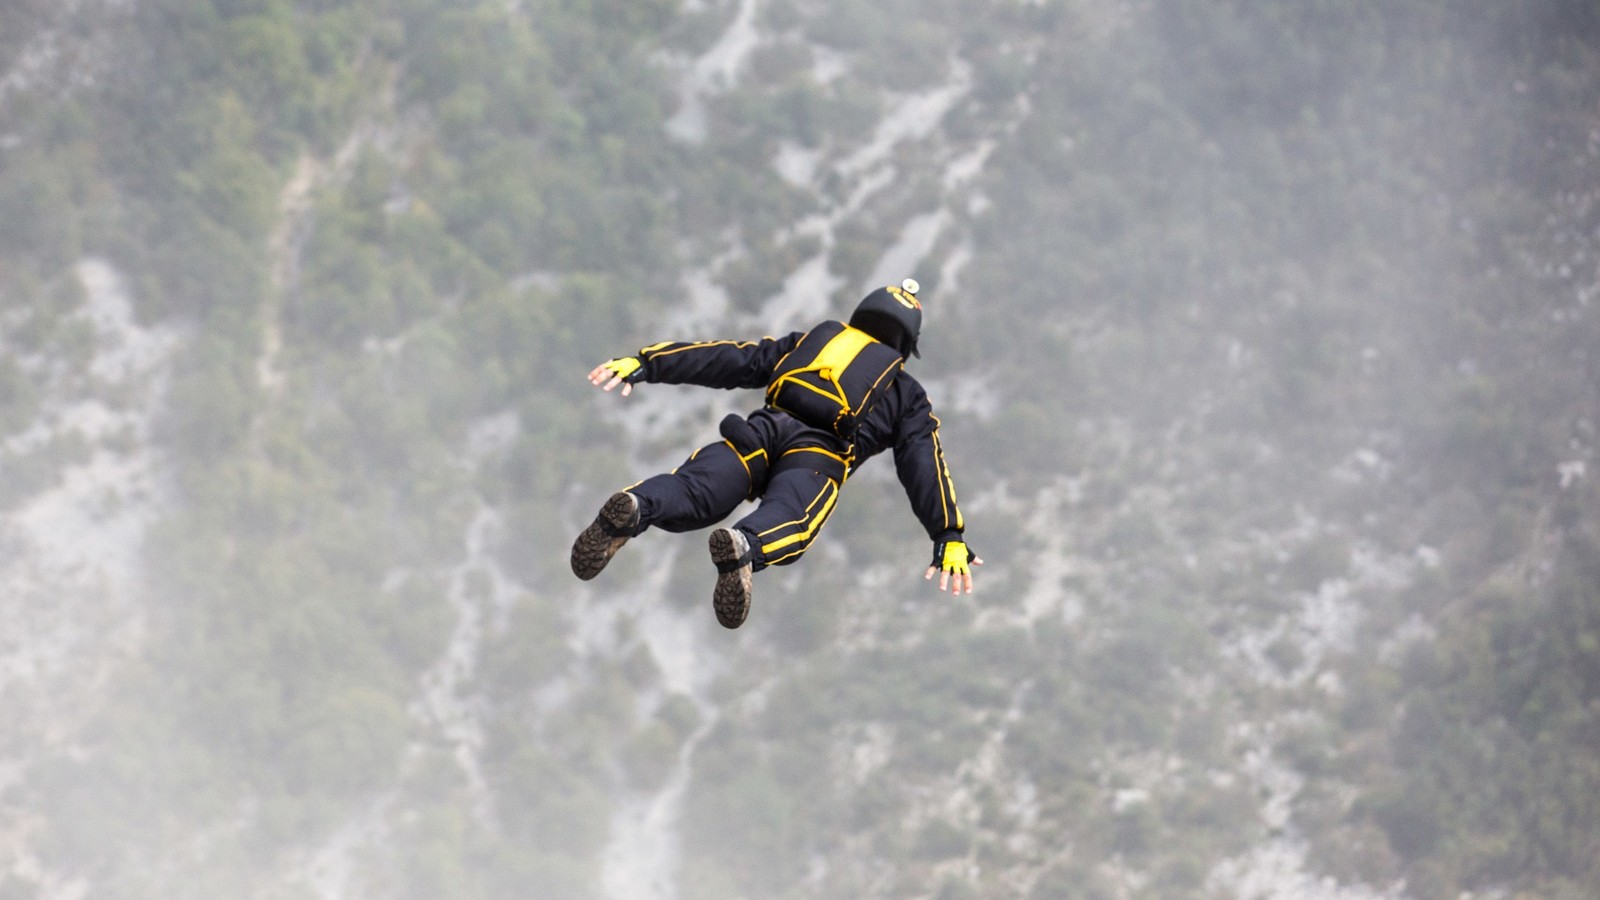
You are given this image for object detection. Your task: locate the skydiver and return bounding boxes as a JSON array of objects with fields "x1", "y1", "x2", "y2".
[{"x1": 570, "y1": 279, "x2": 980, "y2": 629}]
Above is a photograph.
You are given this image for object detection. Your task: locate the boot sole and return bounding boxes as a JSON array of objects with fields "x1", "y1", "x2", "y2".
[
  {"x1": 570, "y1": 492, "x2": 637, "y2": 580},
  {"x1": 709, "y1": 528, "x2": 753, "y2": 629}
]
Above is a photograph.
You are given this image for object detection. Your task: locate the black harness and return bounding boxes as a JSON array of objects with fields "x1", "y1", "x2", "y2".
[{"x1": 764, "y1": 321, "x2": 904, "y2": 443}]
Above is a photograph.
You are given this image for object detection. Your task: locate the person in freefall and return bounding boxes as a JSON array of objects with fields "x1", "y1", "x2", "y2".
[{"x1": 570, "y1": 278, "x2": 980, "y2": 629}]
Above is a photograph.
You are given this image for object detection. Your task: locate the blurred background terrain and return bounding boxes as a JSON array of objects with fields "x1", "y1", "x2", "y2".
[{"x1": 0, "y1": 0, "x2": 1597, "y2": 898}]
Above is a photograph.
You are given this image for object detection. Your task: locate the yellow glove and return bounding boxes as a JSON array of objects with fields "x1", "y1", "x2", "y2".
[
  {"x1": 589, "y1": 356, "x2": 643, "y2": 395},
  {"x1": 933, "y1": 540, "x2": 976, "y2": 577},
  {"x1": 599, "y1": 357, "x2": 642, "y2": 381},
  {"x1": 927, "y1": 539, "x2": 981, "y2": 594}
]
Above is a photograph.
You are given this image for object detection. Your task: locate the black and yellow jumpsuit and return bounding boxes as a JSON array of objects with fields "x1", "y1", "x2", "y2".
[{"x1": 616, "y1": 322, "x2": 965, "y2": 571}]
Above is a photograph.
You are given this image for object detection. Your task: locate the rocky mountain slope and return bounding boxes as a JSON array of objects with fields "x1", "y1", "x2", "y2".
[{"x1": 0, "y1": 1, "x2": 1596, "y2": 898}]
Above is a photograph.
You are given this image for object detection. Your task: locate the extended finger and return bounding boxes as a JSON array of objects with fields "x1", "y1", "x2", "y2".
[
  {"x1": 925, "y1": 566, "x2": 936, "y2": 581},
  {"x1": 619, "y1": 382, "x2": 633, "y2": 397},
  {"x1": 939, "y1": 569, "x2": 951, "y2": 592}
]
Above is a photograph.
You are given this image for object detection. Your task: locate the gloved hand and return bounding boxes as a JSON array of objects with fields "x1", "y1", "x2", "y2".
[
  {"x1": 925, "y1": 539, "x2": 982, "y2": 595},
  {"x1": 588, "y1": 357, "x2": 643, "y2": 396}
]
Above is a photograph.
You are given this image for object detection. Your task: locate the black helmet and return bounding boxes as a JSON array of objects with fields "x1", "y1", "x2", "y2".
[{"x1": 849, "y1": 278, "x2": 922, "y2": 358}]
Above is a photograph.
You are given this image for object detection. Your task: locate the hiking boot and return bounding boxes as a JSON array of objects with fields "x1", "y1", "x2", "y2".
[
  {"x1": 709, "y1": 527, "x2": 754, "y2": 629},
  {"x1": 570, "y1": 491, "x2": 640, "y2": 580}
]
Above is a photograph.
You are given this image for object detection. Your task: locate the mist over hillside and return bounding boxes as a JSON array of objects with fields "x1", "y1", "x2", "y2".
[{"x1": 0, "y1": 1, "x2": 1596, "y2": 898}]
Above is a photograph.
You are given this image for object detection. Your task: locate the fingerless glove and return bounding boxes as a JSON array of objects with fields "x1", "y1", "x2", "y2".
[{"x1": 932, "y1": 539, "x2": 976, "y2": 577}]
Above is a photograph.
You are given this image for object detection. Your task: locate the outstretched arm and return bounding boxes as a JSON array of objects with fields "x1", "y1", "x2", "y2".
[
  {"x1": 586, "y1": 333, "x2": 803, "y2": 397},
  {"x1": 889, "y1": 381, "x2": 980, "y2": 594}
]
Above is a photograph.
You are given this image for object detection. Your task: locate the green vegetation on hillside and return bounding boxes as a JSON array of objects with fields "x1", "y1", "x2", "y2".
[{"x1": 0, "y1": 0, "x2": 1595, "y2": 897}]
